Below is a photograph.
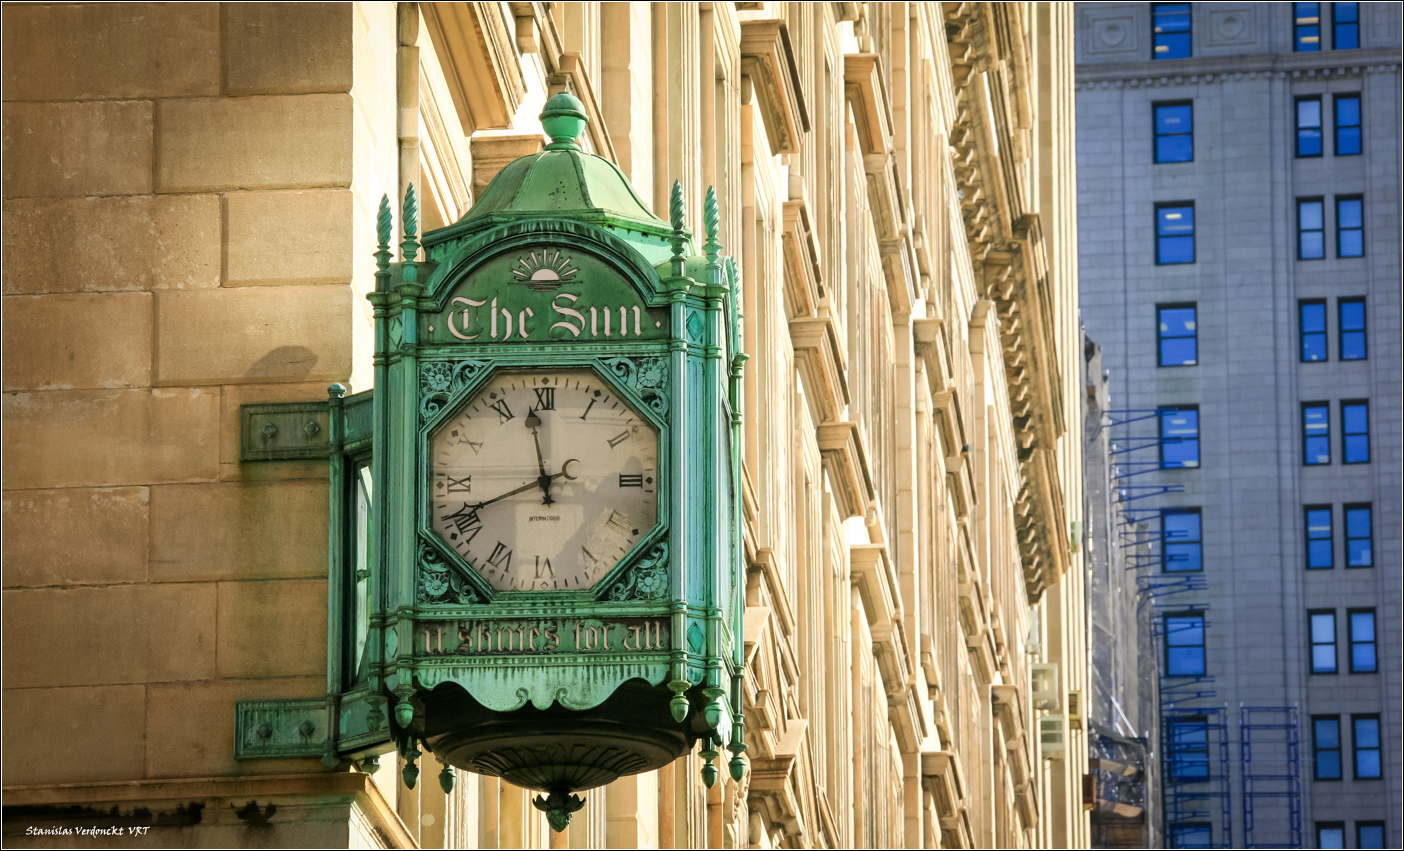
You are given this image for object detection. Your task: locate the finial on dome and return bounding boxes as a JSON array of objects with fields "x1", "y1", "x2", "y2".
[{"x1": 540, "y1": 92, "x2": 589, "y2": 150}]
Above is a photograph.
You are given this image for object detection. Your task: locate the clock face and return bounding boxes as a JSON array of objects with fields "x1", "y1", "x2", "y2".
[{"x1": 428, "y1": 368, "x2": 660, "y2": 592}]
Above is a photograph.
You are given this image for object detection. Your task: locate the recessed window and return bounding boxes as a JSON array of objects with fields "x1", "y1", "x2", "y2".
[
  {"x1": 1339, "y1": 298, "x2": 1367, "y2": 360},
  {"x1": 1341, "y1": 400, "x2": 1369, "y2": 463},
  {"x1": 1305, "y1": 505, "x2": 1333, "y2": 569},
  {"x1": 1153, "y1": 4, "x2": 1192, "y2": 59},
  {"x1": 1160, "y1": 406, "x2": 1200, "y2": 469},
  {"x1": 1156, "y1": 203, "x2": 1195, "y2": 264},
  {"x1": 1345, "y1": 503, "x2": 1373, "y2": 567},
  {"x1": 1294, "y1": 3, "x2": 1322, "y2": 51},
  {"x1": 1162, "y1": 508, "x2": 1203, "y2": 572},
  {"x1": 1313, "y1": 715, "x2": 1342, "y2": 780},
  {"x1": 1349, "y1": 609, "x2": 1376, "y2": 673},
  {"x1": 1170, "y1": 824, "x2": 1212, "y2": 849},
  {"x1": 1353, "y1": 715, "x2": 1381, "y2": 778},
  {"x1": 1300, "y1": 300, "x2": 1328, "y2": 362},
  {"x1": 1302, "y1": 403, "x2": 1330, "y2": 465},
  {"x1": 1333, "y1": 2, "x2": 1359, "y2": 49},
  {"x1": 1165, "y1": 613, "x2": 1205, "y2": 676},
  {"x1": 1154, "y1": 101, "x2": 1194, "y2": 162},
  {"x1": 1317, "y1": 822, "x2": 1346, "y2": 849},
  {"x1": 1337, "y1": 196, "x2": 1363, "y2": 257},
  {"x1": 1297, "y1": 198, "x2": 1325, "y2": 259},
  {"x1": 1309, "y1": 610, "x2": 1337, "y2": 673},
  {"x1": 1295, "y1": 96, "x2": 1323, "y2": 156},
  {"x1": 1168, "y1": 716, "x2": 1210, "y2": 780},
  {"x1": 1335, "y1": 94, "x2": 1361, "y2": 155},
  {"x1": 1158, "y1": 304, "x2": 1197, "y2": 366},
  {"x1": 1357, "y1": 822, "x2": 1386, "y2": 849}
]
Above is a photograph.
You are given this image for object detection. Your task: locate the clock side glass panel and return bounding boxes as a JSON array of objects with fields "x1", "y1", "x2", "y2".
[{"x1": 428, "y1": 369, "x2": 659, "y2": 592}]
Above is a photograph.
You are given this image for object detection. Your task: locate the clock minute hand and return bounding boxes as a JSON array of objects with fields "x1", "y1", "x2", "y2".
[
  {"x1": 525, "y1": 410, "x2": 553, "y2": 505},
  {"x1": 466, "y1": 460, "x2": 580, "y2": 512}
]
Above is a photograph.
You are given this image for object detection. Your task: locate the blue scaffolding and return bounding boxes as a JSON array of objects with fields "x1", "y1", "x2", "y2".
[{"x1": 1239, "y1": 705, "x2": 1303, "y2": 849}]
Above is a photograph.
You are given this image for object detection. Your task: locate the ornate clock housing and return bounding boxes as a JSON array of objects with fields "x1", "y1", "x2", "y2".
[{"x1": 428, "y1": 368, "x2": 659, "y2": 592}]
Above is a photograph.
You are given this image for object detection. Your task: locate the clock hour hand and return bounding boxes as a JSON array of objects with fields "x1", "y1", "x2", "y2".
[
  {"x1": 525, "y1": 409, "x2": 553, "y2": 505},
  {"x1": 467, "y1": 460, "x2": 580, "y2": 512}
]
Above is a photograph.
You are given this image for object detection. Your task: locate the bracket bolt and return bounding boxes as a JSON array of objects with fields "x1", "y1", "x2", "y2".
[
  {"x1": 256, "y1": 723, "x2": 273, "y2": 739},
  {"x1": 298, "y1": 721, "x2": 315, "y2": 737},
  {"x1": 261, "y1": 423, "x2": 278, "y2": 438},
  {"x1": 303, "y1": 420, "x2": 321, "y2": 438}
]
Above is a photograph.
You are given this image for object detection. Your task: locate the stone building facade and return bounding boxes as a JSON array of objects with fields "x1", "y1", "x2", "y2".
[
  {"x1": 1075, "y1": 3, "x2": 1402, "y2": 848},
  {"x1": 3, "y1": 3, "x2": 1088, "y2": 847}
]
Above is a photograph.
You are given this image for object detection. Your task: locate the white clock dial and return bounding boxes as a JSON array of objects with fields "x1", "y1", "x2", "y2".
[{"x1": 428, "y1": 369, "x2": 659, "y2": 592}]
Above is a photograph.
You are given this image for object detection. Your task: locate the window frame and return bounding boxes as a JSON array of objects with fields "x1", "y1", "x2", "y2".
[
  {"x1": 1345, "y1": 503, "x2": 1373, "y2": 568},
  {"x1": 1295, "y1": 95, "x2": 1324, "y2": 156},
  {"x1": 1316, "y1": 822, "x2": 1346, "y2": 849},
  {"x1": 1304, "y1": 504, "x2": 1333, "y2": 569},
  {"x1": 1357, "y1": 821, "x2": 1386, "y2": 849},
  {"x1": 1348, "y1": 608, "x2": 1377, "y2": 673},
  {"x1": 1294, "y1": 2, "x2": 1323, "y2": 52},
  {"x1": 1153, "y1": 3, "x2": 1193, "y2": 60},
  {"x1": 1157, "y1": 302, "x2": 1198, "y2": 366},
  {"x1": 1352, "y1": 714, "x2": 1381, "y2": 779},
  {"x1": 1159, "y1": 405, "x2": 1200, "y2": 469},
  {"x1": 1161, "y1": 508, "x2": 1203, "y2": 573},
  {"x1": 1302, "y1": 402, "x2": 1331, "y2": 466},
  {"x1": 1170, "y1": 823, "x2": 1212, "y2": 849},
  {"x1": 1334, "y1": 93, "x2": 1361, "y2": 155},
  {"x1": 1309, "y1": 609, "x2": 1337, "y2": 674},
  {"x1": 1338, "y1": 297, "x2": 1367, "y2": 360},
  {"x1": 1340, "y1": 399, "x2": 1369, "y2": 464},
  {"x1": 1332, "y1": 2, "x2": 1359, "y2": 50},
  {"x1": 1312, "y1": 715, "x2": 1342, "y2": 780},
  {"x1": 1336, "y1": 195, "x2": 1364, "y2": 257},
  {"x1": 343, "y1": 454, "x2": 374, "y2": 690},
  {"x1": 1168, "y1": 716, "x2": 1211, "y2": 781},
  {"x1": 1165, "y1": 612, "x2": 1206, "y2": 676},
  {"x1": 1155, "y1": 202, "x2": 1196, "y2": 265},
  {"x1": 1299, "y1": 299, "x2": 1328, "y2": 362},
  {"x1": 1153, "y1": 100, "x2": 1195, "y2": 163},
  {"x1": 1297, "y1": 197, "x2": 1326, "y2": 260}
]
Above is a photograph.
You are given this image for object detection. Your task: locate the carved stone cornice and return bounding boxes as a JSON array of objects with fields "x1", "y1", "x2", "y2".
[
  {"x1": 1075, "y1": 45, "x2": 1403, "y2": 88},
  {"x1": 739, "y1": 19, "x2": 810, "y2": 156},
  {"x1": 422, "y1": 2, "x2": 525, "y2": 133},
  {"x1": 816, "y1": 420, "x2": 875, "y2": 519},
  {"x1": 790, "y1": 315, "x2": 849, "y2": 424},
  {"x1": 781, "y1": 197, "x2": 824, "y2": 317}
]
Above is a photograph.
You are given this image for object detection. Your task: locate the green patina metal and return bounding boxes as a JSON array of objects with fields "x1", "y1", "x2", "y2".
[{"x1": 236, "y1": 93, "x2": 747, "y2": 830}]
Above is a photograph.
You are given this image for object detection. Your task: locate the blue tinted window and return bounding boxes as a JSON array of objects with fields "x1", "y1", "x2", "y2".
[
  {"x1": 1335, "y1": 94, "x2": 1361, "y2": 155},
  {"x1": 1358, "y1": 823, "x2": 1385, "y2": 849},
  {"x1": 1295, "y1": 3, "x2": 1322, "y2": 51},
  {"x1": 1155, "y1": 102, "x2": 1194, "y2": 162},
  {"x1": 1339, "y1": 298, "x2": 1366, "y2": 360},
  {"x1": 1310, "y1": 611, "x2": 1337, "y2": 673},
  {"x1": 1305, "y1": 506, "x2": 1333, "y2": 569},
  {"x1": 1319, "y1": 824, "x2": 1346, "y2": 849},
  {"x1": 1158, "y1": 304, "x2": 1197, "y2": 365},
  {"x1": 1350, "y1": 610, "x2": 1376, "y2": 672},
  {"x1": 1157, "y1": 204, "x2": 1195, "y2": 264},
  {"x1": 1300, "y1": 301, "x2": 1327, "y2": 361},
  {"x1": 1296, "y1": 97, "x2": 1322, "y2": 156},
  {"x1": 1342, "y1": 400, "x2": 1368, "y2": 463},
  {"x1": 1337, "y1": 196, "x2": 1363, "y2": 257},
  {"x1": 1154, "y1": 4, "x2": 1192, "y2": 59},
  {"x1": 1169, "y1": 719, "x2": 1209, "y2": 780},
  {"x1": 1334, "y1": 2, "x2": 1358, "y2": 49},
  {"x1": 1171, "y1": 825, "x2": 1212, "y2": 849},
  {"x1": 1346, "y1": 505, "x2": 1372, "y2": 567},
  {"x1": 1314, "y1": 716, "x2": 1342, "y2": 779},
  {"x1": 1298, "y1": 199, "x2": 1325, "y2": 259},
  {"x1": 1160, "y1": 407, "x2": 1199, "y2": 468},
  {"x1": 1354, "y1": 716, "x2": 1380, "y2": 778},
  {"x1": 1162, "y1": 509, "x2": 1202, "y2": 572},
  {"x1": 1166, "y1": 614, "x2": 1205, "y2": 675},
  {"x1": 1303, "y1": 404, "x2": 1330, "y2": 465}
]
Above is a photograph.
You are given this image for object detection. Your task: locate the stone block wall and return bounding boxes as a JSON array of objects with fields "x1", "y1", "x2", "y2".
[{"x1": 1, "y1": 2, "x2": 391, "y2": 792}]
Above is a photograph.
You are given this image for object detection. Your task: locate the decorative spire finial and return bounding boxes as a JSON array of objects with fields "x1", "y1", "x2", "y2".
[
  {"x1": 703, "y1": 186, "x2": 723, "y2": 289},
  {"x1": 668, "y1": 180, "x2": 688, "y2": 279},
  {"x1": 374, "y1": 194, "x2": 393, "y2": 293},
  {"x1": 400, "y1": 185, "x2": 420, "y2": 286}
]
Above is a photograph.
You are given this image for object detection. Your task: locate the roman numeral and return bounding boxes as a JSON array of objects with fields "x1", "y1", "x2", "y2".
[
  {"x1": 461, "y1": 438, "x2": 484, "y2": 454},
  {"x1": 581, "y1": 545, "x2": 598, "y2": 565},
  {"x1": 487, "y1": 542, "x2": 512, "y2": 571},
  {"x1": 535, "y1": 556, "x2": 553, "y2": 578},
  {"x1": 441, "y1": 504, "x2": 482, "y2": 544},
  {"x1": 605, "y1": 510, "x2": 632, "y2": 537},
  {"x1": 580, "y1": 399, "x2": 596, "y2": 420},
  {"x1": 489, "y1": 399, "x2": 514, "y2": 423},
  {"x1": 619, "y1": 474, "x2": 643, "y2": 488},
  {"x1": 446, "y1": 475, "x2": 472, "y2": 493},
  {"x1": 534, "y1": 388, "x2": 555, "y2": 410},
  {"x1": 607, "y1": 431, "x2": 630, "y2": 449}
]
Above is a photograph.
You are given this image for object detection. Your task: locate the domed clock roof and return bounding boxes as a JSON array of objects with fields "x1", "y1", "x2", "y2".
[{"x1": 454, "y1": 92, "x2": 671, "y2": 242}]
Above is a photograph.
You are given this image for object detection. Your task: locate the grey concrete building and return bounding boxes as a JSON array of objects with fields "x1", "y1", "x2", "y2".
[{"x1": 1073, "y1": 3, "x2": 1401, "y2": 849}]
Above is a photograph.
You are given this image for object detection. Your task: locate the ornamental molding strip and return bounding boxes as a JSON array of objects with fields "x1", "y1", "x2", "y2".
[{"x1": 1075, "y1": 46, "x2": 1402, "y2": 89}]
